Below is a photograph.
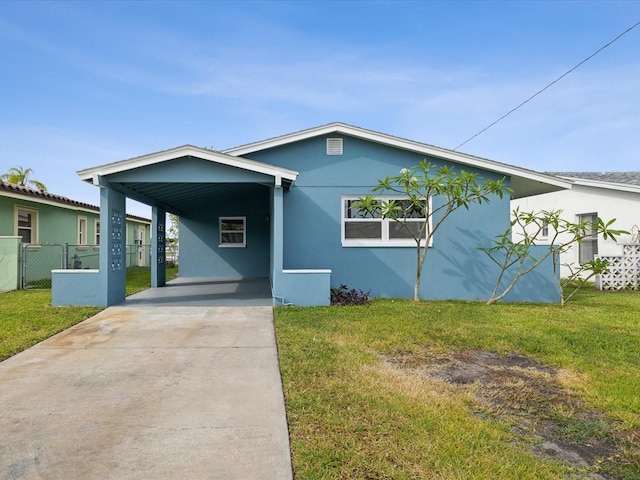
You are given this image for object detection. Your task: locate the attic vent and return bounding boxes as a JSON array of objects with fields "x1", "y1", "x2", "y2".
[{"x1": 326, "y1": 138, "x2": 343, "y2": 155}]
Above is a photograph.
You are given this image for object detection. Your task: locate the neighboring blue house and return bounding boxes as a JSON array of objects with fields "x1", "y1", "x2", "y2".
[{"x1": 52, "y1": 123, "x2": 570, "y2": 306}]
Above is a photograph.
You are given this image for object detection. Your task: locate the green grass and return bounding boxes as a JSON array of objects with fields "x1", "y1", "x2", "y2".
[
  {"x1": 125, "y1": 266, "x2": 178, "y2": 296},
  {"x1": 275, "y1": 286, "x2": 640, "y2": 479},
  {"x1": 3, "y1": 274, "x2": 638, "y2": 478},
  {"x1": 0, "y1": 266, "x2": 178, "y2": 361},
  {"x1": 0, "y1": 290, "x2": 101, "y2": 361}
]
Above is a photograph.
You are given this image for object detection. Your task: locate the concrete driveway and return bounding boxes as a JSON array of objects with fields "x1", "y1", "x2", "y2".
[{"x1": 0, "y1": 305, "x2": 293, "y2": 480}]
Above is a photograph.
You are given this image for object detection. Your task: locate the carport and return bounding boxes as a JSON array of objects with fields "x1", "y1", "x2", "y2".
[{"x1": 52, "y1": 146, "x2": 299, "y2": 307}]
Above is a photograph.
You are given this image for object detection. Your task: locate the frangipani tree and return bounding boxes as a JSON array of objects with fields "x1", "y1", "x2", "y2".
[
  {"x1": 481, "y1": 208, "x2": 627, "y2": 305},
  {"x1": 167, "y1": 213, "x2": 179, "y2": 244},
  {"x1": 353, "y1": 159, "x2": 510, "y2": 301}
]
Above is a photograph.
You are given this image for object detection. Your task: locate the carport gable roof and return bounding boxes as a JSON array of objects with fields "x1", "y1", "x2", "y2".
[
  {"x1": 77, "y1": 144, "x2": 299, "y2": 187},
  {"x1": 224, "y1": 122, "x2": 571, "y2": 199},
  {"x1": 77, "y1": 145, "x2": 299, "y2": 216}
]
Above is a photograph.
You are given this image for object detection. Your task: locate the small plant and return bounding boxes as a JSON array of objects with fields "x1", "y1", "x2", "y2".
[{"x1": 330, "y1": 284, "x2": 371, "y2": 306}]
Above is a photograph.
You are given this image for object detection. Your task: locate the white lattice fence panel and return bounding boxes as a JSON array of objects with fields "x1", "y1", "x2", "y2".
[{"x1": 597, "y1": 244, "x2": 640, "y2": 290}]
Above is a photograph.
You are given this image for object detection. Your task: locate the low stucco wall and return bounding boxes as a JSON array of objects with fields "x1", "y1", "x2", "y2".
[
  {"x1": 276, "y1": 269, "x2": 332, "y2": 306},
  {"x1": 52, "y1": 269, "x2": 106, "y2": 306},
  {"x1": 0, "y1": 236, "x2": 21, "y2": 292}
]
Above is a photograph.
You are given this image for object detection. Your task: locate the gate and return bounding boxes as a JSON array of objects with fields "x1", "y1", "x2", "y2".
[{"x1": 21, "y1": 244, "x2": 65, "y2": 289}]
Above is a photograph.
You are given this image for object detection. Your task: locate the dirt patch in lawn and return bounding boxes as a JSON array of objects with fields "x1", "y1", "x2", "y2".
[{"x1": 382, "y1": 348, "x2": 637, "y2": 479}]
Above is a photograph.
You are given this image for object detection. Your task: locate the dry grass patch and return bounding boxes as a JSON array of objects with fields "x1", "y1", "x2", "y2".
[{"x1": 381, "y1": 347, "x2": 635, "y2": 479}]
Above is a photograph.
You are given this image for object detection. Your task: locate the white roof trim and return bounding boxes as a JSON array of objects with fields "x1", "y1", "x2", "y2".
[
  {"x1": 77, "y1": 145, "x2": 298, "y2": 184},
  {"x1": 223, "y1": 122, "x2": 571, "y2": 193},
  {"x1": 558, "y1": 176, "x2": 640, "y2": 194}
]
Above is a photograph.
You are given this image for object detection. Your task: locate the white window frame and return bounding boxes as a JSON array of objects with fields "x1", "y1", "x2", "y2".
[
  {"x1": 540, "y1": 220, "x2": 549, "y2": 240},
  {"x1": 577, "y1": 212, "x2": 598, "y2": 264},
  {"x1": 341, "y1": 195, "x2": 431, "y2": 247},
  {"x1": 219, "y1": 216, "x2": 246, "y2": 248},
  {"x1": 14, "y1": 205, "x2": 39, "y2": 244},
  {"x1": 77, "y1": 216, "x2": 88, "y2": 246}
]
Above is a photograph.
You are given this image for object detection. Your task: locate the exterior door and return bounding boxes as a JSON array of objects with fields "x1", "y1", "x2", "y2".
[{"x1": 136, "y1": 226, "x2": 147, "y2": 267}]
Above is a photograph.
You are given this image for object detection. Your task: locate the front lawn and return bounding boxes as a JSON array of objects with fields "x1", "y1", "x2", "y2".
[
  {"x1": 275, "y1": 287, "x2": 640, "y2": 479},
  {"x1": 0, "y1": 266, "x2": 178, "y2": 361},
  {"x1": 3, "y1": 274, "x2": 637, "y2": 478}
]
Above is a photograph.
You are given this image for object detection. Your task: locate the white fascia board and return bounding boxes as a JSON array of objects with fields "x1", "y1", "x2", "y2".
[
  {"x1": 223, "y1": 123, "x2": 571, "y2": 191},
  {"x1": 559, "y1": 176, "x2": 640, "y2": 194},
  {"x1": 78, "y1": 145, "x2": 298, "y2": 183},
  {"x1": 223, "y1": 123, "x2": 351, "y2": 156}
]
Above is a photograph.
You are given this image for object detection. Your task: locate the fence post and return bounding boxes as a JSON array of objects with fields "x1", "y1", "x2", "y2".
[
  {"x1": 64, "y1": 242, "x2": 69, "y2": 269},
  {"x1": 21, "y1": 243, "x2": 26, "y2": 289}
]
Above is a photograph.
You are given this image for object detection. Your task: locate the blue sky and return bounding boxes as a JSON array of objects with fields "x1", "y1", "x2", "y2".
[{"x1": 1, "y1": 0, "x2": 639, "y2": 217}]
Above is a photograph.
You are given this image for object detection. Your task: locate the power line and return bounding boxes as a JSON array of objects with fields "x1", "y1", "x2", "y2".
[{"x1": 453, "y1": 20, "x2": 640, "y2": 152}]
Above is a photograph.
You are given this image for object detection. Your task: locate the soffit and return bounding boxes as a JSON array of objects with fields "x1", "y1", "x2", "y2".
[{"x1": 122, "y1": 182, "x2": 265, "y2": 214}]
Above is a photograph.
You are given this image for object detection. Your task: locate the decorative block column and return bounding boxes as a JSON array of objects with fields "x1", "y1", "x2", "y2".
[
  {"x1": 100, "y1": 187, "x2": 127, "y2": 305},
  {"x1": 151, "y1": 207, "x2": 166, "y2": 288}
]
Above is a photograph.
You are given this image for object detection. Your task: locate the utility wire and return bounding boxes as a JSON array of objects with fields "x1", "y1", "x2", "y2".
[{"x1": 453, "y1": 20, "x2": 640, "y2": 152}]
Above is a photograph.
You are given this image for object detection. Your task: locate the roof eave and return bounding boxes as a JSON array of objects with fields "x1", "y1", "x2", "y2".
[
  {"x1": 557, "y1": 176, "x2": 640, "y2": 194},
  {"x1": 78, "y1": 145, "x2": 299, "y2": 185},
  {"x1": 224, "y1": 123, "x2": 572, "y2": 198},
  {"x1": 510, "y1": 175, "x2": 573, "y2": 199},
  {"x1": 0, "y1": 181, "x2": 150, "y2": 222}
]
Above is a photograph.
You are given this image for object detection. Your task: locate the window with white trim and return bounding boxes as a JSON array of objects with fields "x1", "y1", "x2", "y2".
[
  {"x1": 15, "y1": 206, "x2": 38, "y2": 243},
  {"x1": 219, "y1": 217, "x2": 246, "y2": 247},
  {"x1": 341, "y1": 196, "x2": 430, "y2": 247},
  {"x1": 578, "y1": 212, "x2": 598, "y2": 264},
  {"x1": 77, "y1": 216, "x2": 88, "y2": 245},
  {"x1": 541, "y1": 220, "x2": 549, "y2": 239}
]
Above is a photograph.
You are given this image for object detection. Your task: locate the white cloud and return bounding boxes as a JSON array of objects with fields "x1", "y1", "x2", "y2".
[{"x1": 2, "y1": 1, "x2": 639, "y2": 181}]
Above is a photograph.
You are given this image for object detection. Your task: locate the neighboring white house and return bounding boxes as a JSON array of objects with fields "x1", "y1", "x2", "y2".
[{"x1": 512, "y1": 172, "x2": 640, "y2": 278}]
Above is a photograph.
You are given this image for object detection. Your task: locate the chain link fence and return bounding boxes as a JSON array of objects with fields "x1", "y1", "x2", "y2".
[
  {"x1": 21, "y1": 244, "x2": 65, "y2": 289},
  {"x1": 21, "y1": 243, "x2": 154, "y2": 289}
]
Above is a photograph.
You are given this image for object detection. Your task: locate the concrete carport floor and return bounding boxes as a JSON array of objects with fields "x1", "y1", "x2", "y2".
[
  {"x1": 124, "y1": 276, "x2": 274, "y2": 307},
  {"x1": 0, "y1": 302, "x2": 293, "y2": 479}
]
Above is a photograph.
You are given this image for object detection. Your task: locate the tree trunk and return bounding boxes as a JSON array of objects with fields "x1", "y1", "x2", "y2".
[{"x1": 414, "y1": 244, "x2": 422, "y2": 302}]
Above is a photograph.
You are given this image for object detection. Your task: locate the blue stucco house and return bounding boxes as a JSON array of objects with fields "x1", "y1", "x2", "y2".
[{"x1": 52, "y1": 123, "x2": 570, "y2": 306}]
